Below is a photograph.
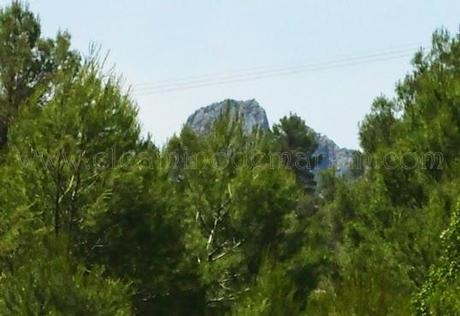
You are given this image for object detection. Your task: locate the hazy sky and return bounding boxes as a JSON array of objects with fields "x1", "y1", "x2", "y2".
[{"x1": 5, "y1": 1, "x2": 460, "y2": 149}]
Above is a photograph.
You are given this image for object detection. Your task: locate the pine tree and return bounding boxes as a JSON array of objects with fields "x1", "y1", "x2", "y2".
[
  {"x1": 0, "y1": 1, "x2": 79, "y2": 148},
  {"x1": 272, "y1": 113, "x2": 318, "y2": 192}
]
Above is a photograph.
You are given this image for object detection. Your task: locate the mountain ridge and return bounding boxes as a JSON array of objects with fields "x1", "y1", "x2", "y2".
[{"x1": 185, "y1": 99, "x2": 355, "y2": 175}]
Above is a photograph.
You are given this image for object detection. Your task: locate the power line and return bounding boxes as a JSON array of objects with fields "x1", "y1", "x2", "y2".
[
  {"x1": 132, "y1": 43, "x2": 423, "y2": 89},
  {"x1": 134, "y1": 49, "x2": 411, "y2": 91},
  {"x1": 133, "y1": 53, "x2": 411, "y2": 95},
  {"x1": 132, "y1": 44, "x2": 424, "y2": 95}
]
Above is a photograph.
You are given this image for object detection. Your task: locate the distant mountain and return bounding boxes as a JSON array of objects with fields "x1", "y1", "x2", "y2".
[
  {"x1": 313, "y1": 134, "x2": 355, "y2": 175},
  {"x1": 185, "y1": 99, "x2": 355, "y2": 175},
  {"x1": 186, "y1": 99, "x2": 269, "y2": 134}
]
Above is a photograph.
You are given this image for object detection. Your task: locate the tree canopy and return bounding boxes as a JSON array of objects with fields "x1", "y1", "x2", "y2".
[{"x1": 1, "y1": 1, "x2": 460, "y2": 315}]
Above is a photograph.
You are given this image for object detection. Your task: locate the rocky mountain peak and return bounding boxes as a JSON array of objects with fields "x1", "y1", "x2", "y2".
[
  {"x1": 185, "y1": 99, "x2": 355, "y2": 175},
  {"x1": 186, "y1": 99, "x2": 269, "y2": 134},
  {"x1": 313, "y1": 134, "x2": 355, "y2": 175}
]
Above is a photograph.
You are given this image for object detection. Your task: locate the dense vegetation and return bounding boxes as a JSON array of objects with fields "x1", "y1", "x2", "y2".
[{"x1": 0, "y1": 2, "x2": 459, "y2": 315}]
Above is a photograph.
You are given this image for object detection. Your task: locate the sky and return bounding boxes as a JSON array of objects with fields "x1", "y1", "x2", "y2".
[{"x1": 5, "y1": 1, "x2": 460, "y2": 149}]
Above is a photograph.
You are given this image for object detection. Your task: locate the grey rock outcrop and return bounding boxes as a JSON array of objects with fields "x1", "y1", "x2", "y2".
[
  {"x1": 313, "y1": 134, "x2": 355, "y2": 175},
  {"x1": 186, "y1": 99, "x2": 269, "y2": 134},
  {"x1": 185, "y1": 98, "x2": 355, "y2": 175}
]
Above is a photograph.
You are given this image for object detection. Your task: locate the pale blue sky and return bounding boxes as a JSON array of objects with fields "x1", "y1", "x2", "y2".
[{"x1": 6, "y1": 1, "x2": 460, "y2": 149}]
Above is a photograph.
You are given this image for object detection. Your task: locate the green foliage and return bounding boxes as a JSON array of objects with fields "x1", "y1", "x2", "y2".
[
  {"x1": 0, "y1": 3, "x2": 200, "y2": 313},
  {"x1": 272, "y1": 113, "x2": 318, "y2": 192},
  {"x1": 305, "y1": 28, "x2": 460, "y2": 315},
  {"x1": 165, "y1": 115, "x2": 305, "y2": 313},
  {"x1": 0, "y1": 239, "x2": 132, "y2": 315},
  {"x1": 2, "y1": 2, "x2": 460, "y2": 315},
  {"x1": 359, "y1": 96, "x2": 399, "y2": 156},
  {"x1": 415, "y1": 201, "x2": 460, "y2": 315},
  {"x1": 85, "y1": 160, "x2": 205, "y2": 315},
  {"x1": 0, "y1": 1, "x2": 79, "y2": 147},
  {"x1": 229, "y1": 260, "x2": 302, "y2": 316},
  {"x1": 3, "y1": 56, "x2": 140, "y2": 243}
]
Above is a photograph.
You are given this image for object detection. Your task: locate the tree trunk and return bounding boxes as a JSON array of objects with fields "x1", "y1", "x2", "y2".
[{"x1": 0, "y1": 116, "x2": 7, "y2": 148}]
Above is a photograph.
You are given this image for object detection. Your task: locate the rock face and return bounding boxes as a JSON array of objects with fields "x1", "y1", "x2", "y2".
[
  {"x1": 185, "y1": 98, "x2": 355, "y2": 175},
  {"x1": 313, "y1": 134, "x2": 355, "y2": 175},
  {"x1": 186, "y1": 99, "x2": 269, "y2": 134}
]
